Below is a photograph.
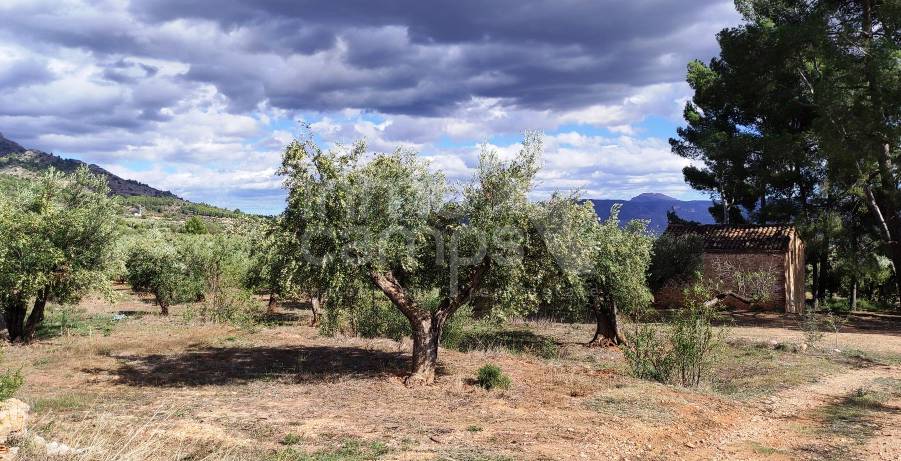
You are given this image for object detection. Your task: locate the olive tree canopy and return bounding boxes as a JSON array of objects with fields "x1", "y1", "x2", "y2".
[
  {"x1": 0, "y1": 167, "x2": 119, "y2": 342},
  {"x1": 279, "y1": 133, "x2": 543, "y2": 385}
]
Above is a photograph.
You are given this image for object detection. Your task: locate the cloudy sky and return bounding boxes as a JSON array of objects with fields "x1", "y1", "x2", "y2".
[{"x1": 0, "y1": 0, "x2": 741, "y2": 214}]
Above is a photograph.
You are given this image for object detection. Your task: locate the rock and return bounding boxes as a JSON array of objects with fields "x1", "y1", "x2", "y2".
[
  {"x1": 799, "y1": 343, "x2": 808, "y2": 352},
  {"x1": 766, "y1": 339, "x2": 779, "y2": 348},
  {"x1": 0, "y1": 445, "x2": 19, "y2": 461},
  {"x1": 0, "y1": 399, "x2": 29, "y2": 442},
  {"x1": 28, "y1": 434, "x2": 47, "y2": 451},
  {"x1": 46, "y1": 440, "x2": 85, "y2": 457}
]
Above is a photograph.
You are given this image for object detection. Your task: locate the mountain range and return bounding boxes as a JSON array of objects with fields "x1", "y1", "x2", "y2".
[
  {"x1": 588, "y1": 193, "x2": 714, "y2": 233},
  {"x1": 0, "y1": 133, "x2": 178, "y2": 199}
]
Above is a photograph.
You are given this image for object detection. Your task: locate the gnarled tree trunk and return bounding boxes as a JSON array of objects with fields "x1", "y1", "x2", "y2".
[
  {"x1": 309, "y1": 295, "x2": 324, "y2": 327},
  {"x1": 370, "y1": 260, "x2": 488, "y2": 386},
  {"x1": 267, "y1": 292, "x2": 278, "y2": 315},
  {"x1": 408, "y1": 316, "x2": 442, "y2": 385},
  {"x1": 23, "y1": 289, "x2": 48, "y2": 341},
  {"x1": 3, "y1": 295, "x2": 28, "y2": 343},
  {"x1": 158, "y1": 297, "x2": 170, "y2": 316},
  {"x1": 587, "y1": 297, "x2": 625, "y2": 347}
]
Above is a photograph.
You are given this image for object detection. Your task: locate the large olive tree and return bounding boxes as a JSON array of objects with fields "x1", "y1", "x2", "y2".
[
  {"x1": 279, "y1": 134, "x2": 541, "y2": 385},
  {"x1": 0, "y1": 167, "x2": 119, "y2": 342}
]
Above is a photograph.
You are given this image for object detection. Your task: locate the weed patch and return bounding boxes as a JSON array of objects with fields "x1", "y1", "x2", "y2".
[
  {"x1": 584, "y1": 386, "x2": 676, "y2": 424},
  {"x1": 710, "y1": 342, "x2": 842, "y2": 397},
  {"x1": 454, "y1": 327, "x2": 559, "y2": 359},
  {"x1": 0, "y1": 368, "x2": 23, "y2": 400},
  {"x1": 267, "y1": 438, "x2": 389, "y2": 461},
  {"x1": 36, "y1": 306, "x2": 117, "y2": 339},
  {"x1": 475, "y1": 364, "x2": 511, "y2": 390},
  {"x1": 30, "y1": 393, "x2": 94, "y2": 413}
]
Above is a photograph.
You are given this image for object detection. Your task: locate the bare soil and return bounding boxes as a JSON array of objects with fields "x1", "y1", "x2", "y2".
[{"x1": 3, "y1": 291, "x2": 901, "y2": 460}]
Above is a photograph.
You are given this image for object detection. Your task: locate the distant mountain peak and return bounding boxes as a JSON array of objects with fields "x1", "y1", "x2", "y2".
[
  {"x1": 630, "y1": 192, "x2": 678, "y2": 202},
  {"x1": 0, "y1": 133, "x2": 26, "y2": 154},
  {"x1": 0, "y1": 133, "x2": 179, "y2": 199},
  {"x1": 587, "y1": 195, "x2": 714, "y2": 233}
]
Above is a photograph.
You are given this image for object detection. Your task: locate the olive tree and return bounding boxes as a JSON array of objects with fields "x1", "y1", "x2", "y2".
[
  {"x1": 0, "y1": 167, "x2": 119, "y2": 342},
  {"x1": 125, "y1": 238, "x2": 188, "y2": 315},
  {"x1": 279, "y1": 134, "x2": 541, "y2": 385},
  {"x1": 534, "y1": 199, "x2": 654, "y2": 346},
  {"x1": 587, "y1": 207, "x2": 654, "y2": 346},
  {"x1": 246, "y1": 218, "x2": 291, "y2": 314}
]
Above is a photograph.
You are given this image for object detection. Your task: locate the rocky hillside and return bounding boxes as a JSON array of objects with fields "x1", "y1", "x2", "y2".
[{"x1": 0, "y1": 133, "x2": 179, "y2": 199}]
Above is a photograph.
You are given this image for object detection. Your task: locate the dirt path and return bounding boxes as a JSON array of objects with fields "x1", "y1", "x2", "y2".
[{"x1": 694, "y1": 364, "x2": 901, "y2": 460}]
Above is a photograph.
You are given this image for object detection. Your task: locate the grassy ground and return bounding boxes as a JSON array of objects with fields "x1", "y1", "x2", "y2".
[{"x1": 2, "y1": 290, "x2": 900, "y2": 460}]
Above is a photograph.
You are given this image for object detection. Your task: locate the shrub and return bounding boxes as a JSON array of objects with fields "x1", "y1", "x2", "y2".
[
  {"x1": 621, "y1": 322, "x2": 674, "y2": 383},
  {"x1": 183, "y1": 216, "x2": 208, "y2": 235},
  {"x1": 622, "y1": 283, "x2": 723, "y2": 387},
  {"x1": 0, "y1": 368, "x2": 24, "y2": 400},
  {"x1": 668, "y1": 305, "x2": 719, "y2": 387},
  {"x1": 799, "y1": 306, "x2": 826, "y2": 347},
  {"x1": 184, "y1": 287, "x2": 265, "y2": 328},
  {"x1": 476, "y1": 363, "x2": 511, "y2": 390}
]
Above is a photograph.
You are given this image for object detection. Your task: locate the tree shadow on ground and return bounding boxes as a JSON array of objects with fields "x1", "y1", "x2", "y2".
[
  {"x1": 83, "y1": 345, "x2": 411, "y2": 387},
  {"x1": 713, "y1": 309, "x2": 901, "y2": 337},
  {"x1": 454, "y1": 328, "x2": 561, "y2": 359}
]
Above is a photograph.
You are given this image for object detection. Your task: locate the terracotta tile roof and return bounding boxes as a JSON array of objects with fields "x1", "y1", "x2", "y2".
[{"x1": 664, "y1": 223, "x2": 796, "y2": 252}]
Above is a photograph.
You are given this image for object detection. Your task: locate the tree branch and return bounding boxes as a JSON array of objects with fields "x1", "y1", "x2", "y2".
[{"x1": 369, "y1": 270, "x2": 429, "y2": 322}]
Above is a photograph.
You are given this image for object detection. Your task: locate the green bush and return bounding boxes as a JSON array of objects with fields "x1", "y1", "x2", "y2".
[
  {"x1": 668, "y1": 306, "x2": 718, "y2": 387},
  {"x1": 621, "y1": 322, "x2": 674, "y2": 383},
  {"x1": 623, "y1": 286, "x2": 722, "y2": 387},
  {"x1": 183, "y1": 216, "x2": 208, "y2": 234},
  {"x1": 183, "y1": 287, "x2": 265, "y2": 328},
  {"x1": 317, "y1": 289, "x2": 414, "y2": 340},
  {"x1": 476, "y1": 363, "x2": 511, "y2": 390},
  {"x1": 125, "y1": 239, "x2": 201, "y2": 313},
  {"x1": 0, "y1": 369, "x2": 24, "y2": 400},
  {"x1": 799, "y1": 305, "x2": 826, "y2": 347}
]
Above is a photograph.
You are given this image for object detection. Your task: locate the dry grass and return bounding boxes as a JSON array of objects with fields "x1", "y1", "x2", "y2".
[{"x1": 3, "y1": 292, "x2": 900, "y2": 460}]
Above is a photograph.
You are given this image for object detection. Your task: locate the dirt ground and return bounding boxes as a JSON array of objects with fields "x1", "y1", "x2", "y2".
[{"x1": 3, "y1": 288, "x2": 901, "y2": 460}]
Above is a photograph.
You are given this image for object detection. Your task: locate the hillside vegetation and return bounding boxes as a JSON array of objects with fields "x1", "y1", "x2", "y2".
[{"x1": 0, "y1": 133, "x2": 246, "y2": 221}]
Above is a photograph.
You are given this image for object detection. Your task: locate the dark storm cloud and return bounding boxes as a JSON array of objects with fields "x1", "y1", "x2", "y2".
[
  {"x1": 0, "y1": 0, "x2": 737, "y2": 121},
  {"x1": 123, "y1": 0, "x2": 736, "y2": 114},
  {"x1": 0, "y1": 58, "x2": 54, "y2": 90}
]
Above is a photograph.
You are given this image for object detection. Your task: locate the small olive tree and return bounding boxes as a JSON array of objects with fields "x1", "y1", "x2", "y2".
[
  {"x1": 534, "y1": 199, "x2": 653, "y2": 346},
  {"x1": 125, "y1": 232, "x2": 204, "y2": 315},
  {"x1": 0, "y1": 167, "x2": 119, "y2": 342},
  {"x1": 587, "y1": 208, "x2": 654, "y2": 346},
  {"x1": 279, "y1": 134, "x2": 541, "y2": 385}
]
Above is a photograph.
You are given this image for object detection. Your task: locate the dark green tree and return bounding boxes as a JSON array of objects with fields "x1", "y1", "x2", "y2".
[{"x1": 673, "y1": 0, "x2": 900, "y2": 307}]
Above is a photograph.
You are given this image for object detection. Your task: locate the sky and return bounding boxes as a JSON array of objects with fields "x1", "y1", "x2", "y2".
[{"x1": 0, "y1": 0, "x2": 742, "y2": 215}]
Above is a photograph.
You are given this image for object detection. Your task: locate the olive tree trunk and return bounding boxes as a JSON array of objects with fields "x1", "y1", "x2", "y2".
[
  {"x1": 23, "y1": 289, "x2": 48, "y2": 341},
  {"x1": 157, "y1": 296, "x2": 170, "y2": 316},
  {"x1": 3, "y1": 296, "x2": 28, "y2": 343},
  {"x1": 4, "y1": 289, "x2": 48, "y2": 343},
  {"x1": 267, "y1": 292, "x2": 278, "y2": 315},
  {"x1": 587, "y1": 297, "x2": 625, "y2": 347},
  {"x1": 309, "y1": 295, "x2": 324, "y2": 327},
  {"x1": 370, "y1": 261, "x2": 488, "y2": 386}
]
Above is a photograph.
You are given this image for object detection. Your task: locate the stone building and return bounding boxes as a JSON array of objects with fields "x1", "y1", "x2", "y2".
[{"x1": 656, "y1": 224, "x2": 806, "y2": 314}]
